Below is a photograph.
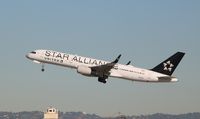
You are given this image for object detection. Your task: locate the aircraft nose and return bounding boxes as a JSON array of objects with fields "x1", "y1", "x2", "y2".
[{"x1": 26, "y1": 54, "x2": 30, "y2": 59}]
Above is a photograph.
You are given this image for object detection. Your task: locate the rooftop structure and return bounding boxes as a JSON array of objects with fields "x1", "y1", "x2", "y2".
[{"x1": 44, "y1": 107, "x2": 58, "y2": 119}]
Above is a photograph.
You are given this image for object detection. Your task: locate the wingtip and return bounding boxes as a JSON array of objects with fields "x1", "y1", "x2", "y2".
[
  {"x1": 177, "y1": 51, "x2": 185, "y2": 55},
  {"x1": 126, "y1": 61, "x2": 131, "y2": 65},
  {"x1": 113, "y1": 54, "x2": 122, "y2": 63},
  {"x1": 118, "y1": 54, "x2": 122, "y2": 58},
  {"x1": 117, "y1": 54, "x2": 122, "y2": 60}
]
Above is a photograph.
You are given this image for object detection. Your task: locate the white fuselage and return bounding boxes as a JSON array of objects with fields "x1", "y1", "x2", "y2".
[{"x1": 26, "y1": 50, "x2": 178, "y2": 83}]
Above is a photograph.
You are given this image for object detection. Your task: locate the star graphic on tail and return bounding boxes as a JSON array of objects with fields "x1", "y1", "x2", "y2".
[{"x1": 163, "y1": 61, "x2": 174, "y2": 72}]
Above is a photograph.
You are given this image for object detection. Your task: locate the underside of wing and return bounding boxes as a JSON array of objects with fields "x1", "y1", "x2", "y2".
[
  {"x1": 90, "y1": 54, "x2": 121, "y2": 83},
  {"x1": 91, "y1": 62, "x2": 115, "y2": 76}
]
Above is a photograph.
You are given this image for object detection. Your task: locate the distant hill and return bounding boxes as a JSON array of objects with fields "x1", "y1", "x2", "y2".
[
  {"x1": 127, "y1": 113, "x2": 200, "y2": 119},
  {"x1": 0, "y1": 111, "x2": 200, "y2": 119}
]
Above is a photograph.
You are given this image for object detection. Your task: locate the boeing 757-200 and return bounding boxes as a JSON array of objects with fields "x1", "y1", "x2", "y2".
[{"x1": 26, "y1": 50, "x2": 185, "y2": 84}]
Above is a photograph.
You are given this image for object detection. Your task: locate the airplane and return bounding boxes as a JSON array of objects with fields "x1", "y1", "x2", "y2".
[{"x1": 26, "y1": 50, "x2": 185, "y2": 84}]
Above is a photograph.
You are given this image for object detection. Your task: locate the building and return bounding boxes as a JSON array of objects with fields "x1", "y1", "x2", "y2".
[{"x1": 44, "y1": 107, "x2": 58, "y2": 119}]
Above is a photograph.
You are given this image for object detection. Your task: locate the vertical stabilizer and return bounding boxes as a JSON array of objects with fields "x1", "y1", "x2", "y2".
[{"x1": 151, "y1": 52, "x2": 185, "y2": 76}]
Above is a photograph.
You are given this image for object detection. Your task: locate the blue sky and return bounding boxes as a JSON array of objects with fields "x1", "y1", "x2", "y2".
[{"x1": 0, "y1": 0, "x2": 199, "y2": 116}]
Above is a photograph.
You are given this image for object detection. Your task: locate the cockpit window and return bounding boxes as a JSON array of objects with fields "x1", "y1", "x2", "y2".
[{"x1": 31, "y1": 51, "x2": 36, "y2": 54}]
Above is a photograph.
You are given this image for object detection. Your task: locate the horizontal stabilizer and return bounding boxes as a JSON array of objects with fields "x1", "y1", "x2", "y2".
[{"x1": 158, "y1": 76, "x2": 178, "y2": 82}]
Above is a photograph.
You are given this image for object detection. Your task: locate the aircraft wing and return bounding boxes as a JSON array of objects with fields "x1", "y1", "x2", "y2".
[{"x1": 90, "y1": 54, "x2": 121, "y2": 78}]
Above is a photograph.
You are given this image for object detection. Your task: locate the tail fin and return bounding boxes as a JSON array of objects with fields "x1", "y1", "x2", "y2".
[{"x1": 151, "y1": 52, "x2": 185, "y2": 76}]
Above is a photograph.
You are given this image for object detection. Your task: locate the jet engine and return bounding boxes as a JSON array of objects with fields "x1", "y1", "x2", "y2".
[{"x1": 77, "y1": 66, "x2": 92, "y2": 76}]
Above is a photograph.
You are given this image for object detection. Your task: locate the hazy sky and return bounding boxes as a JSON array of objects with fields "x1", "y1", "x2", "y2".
[{"x1": 0, "y1": 0, "x2": 199, "y2": 116}]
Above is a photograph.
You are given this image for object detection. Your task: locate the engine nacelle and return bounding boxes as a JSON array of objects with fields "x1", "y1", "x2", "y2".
[{"x1": 77, "y1": 66, "x2": 92, "y2": 76}]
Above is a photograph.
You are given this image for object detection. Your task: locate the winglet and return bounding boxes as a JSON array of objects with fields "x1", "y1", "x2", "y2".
[
  {"x1": 113, "y1": 54, "x2": 121, "y2": 63},
  {"x1": 126, "y1": 61, "x2": 131, "y2": 65}
]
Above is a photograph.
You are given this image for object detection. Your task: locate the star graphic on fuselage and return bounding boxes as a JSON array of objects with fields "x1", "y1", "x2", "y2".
[{"x1": 163, "y1": 61, "x2": 174, "y2": 72}]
